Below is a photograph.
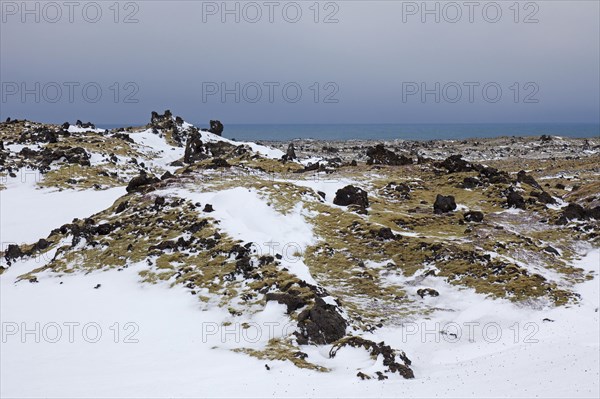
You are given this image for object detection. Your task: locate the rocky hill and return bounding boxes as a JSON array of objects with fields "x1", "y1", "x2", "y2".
[{"x1": 1, "y1": 112, "x2": 599, "y2": 395}]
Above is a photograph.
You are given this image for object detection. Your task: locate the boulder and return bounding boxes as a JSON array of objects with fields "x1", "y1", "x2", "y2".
[
  {"x1": 183, "y1": 128, "x2": 206, "y2": 164},
  {"x1": 517, "y1": 170, "x2": 542, "y2": 190},
  {"x1": 208, "y1": 120, "x2": 224, "y2": 136},
  {"x1": 333, "y1": 185, "x2": 369, "y2": 210},
  {"x1": 436, "y1": 154, "x2": 476, "y2": 173},
  {"x1": 126, "y1": 172, "x2": 159, "y2": 193},
  {"x1": 507, "y1": 190, "x2": 526, "y2": 209},
  {"x1": 282, "y1": 143, "x2": 297, "y2": 161},
  {"x1": 531, "y1": 191, "x2": 556, "y2": 205},
  {"x1": 296, "y1": 297, "x2": 346, "y2": 345},
  {"x1": 375, "y1": 227, "x2": 396, "y2": 240},
  {"x1": 4, "y1": 244, "x2": 23, "y2": 263},
  {"x1": 462, "y1": 177, "x2": 481, "y2": 189},
  {"x1": 433, "y1": 194, "x2": 456, "y2": 214},
  {"x1": 557, "y1": 203, "x2": 600, "y2": 224}
]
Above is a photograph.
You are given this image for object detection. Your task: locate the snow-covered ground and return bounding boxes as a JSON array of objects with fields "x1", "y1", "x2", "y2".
[
  {"x1": 1, "y1": 174, "x2": 598, "y2": 397},
  {"x1": 0, "y1": 176, "x2": 125, "y2": 244},
  {"x1": 1, "y1": 247, "x2": 597, "y2": 398}
]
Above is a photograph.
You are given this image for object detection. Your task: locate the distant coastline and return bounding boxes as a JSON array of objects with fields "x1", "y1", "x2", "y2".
[{"x1": 95, "y1": 122, "x2": 600, "y2": 142}]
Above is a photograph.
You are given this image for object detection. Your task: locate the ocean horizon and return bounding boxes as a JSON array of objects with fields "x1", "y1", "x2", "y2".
[{"x1": 96, "y1": 122, "x2": 600, "y2": 141}]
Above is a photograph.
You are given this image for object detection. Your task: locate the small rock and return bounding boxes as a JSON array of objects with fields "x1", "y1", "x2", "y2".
[
  {"x1": 464, "y1": 211, "x2": 484, "y2": 223},
  {"x1": 417, "y1": 288, "x2": 439, "y2": 298}
]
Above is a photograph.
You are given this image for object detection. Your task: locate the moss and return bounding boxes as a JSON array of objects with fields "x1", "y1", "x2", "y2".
[{"x1": 233, "y1": 338, "x2": 329, "y2": 372}]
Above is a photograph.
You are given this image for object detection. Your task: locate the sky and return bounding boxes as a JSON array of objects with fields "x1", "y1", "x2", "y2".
[{"x1": 1, "y1": 0, "x2": 599, "y2": 124}]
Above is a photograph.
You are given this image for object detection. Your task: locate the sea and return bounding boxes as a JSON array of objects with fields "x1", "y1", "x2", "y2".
[{"x1": 99, "y1": 123, "x2": 600, "y2": 142}]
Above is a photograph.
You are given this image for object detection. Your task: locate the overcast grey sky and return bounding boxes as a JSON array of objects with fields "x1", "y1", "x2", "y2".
[{"x1": 1, "y1": 0, "x2": 599, "y2": 124}]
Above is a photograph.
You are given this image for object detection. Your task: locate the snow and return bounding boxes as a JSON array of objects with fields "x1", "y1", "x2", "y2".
[
  {"x1": 67, "y1": 126, "x2": 106, "y2": 134},
  {"x1": 1, "y1": 250, "x2": 597, "y2": 398},
  {"x1": 129, "y1": 129, "x2": 185, "y2": 172},
  {"x1": 198, "y1": 130, "x2": 285, "y2": 159},
  {"x1": 162, "y1": 186, "x2": 317, "y2": 285},
  {"x1": 0, "y1": 177, "x2": 125, "y2": 244}
]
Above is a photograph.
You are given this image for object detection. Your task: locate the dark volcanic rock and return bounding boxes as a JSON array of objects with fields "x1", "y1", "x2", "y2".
[
  {"x1": 184, "y1": 128, "x2": 206, "y2": 164},
  {"x1": 115, "y1": 201, "x2": 129, "y2": 214},
  {"x1": 531, "y1": 190, "x2": 556, "y2": 205},
  {"x1": 37, "y1": 146, "x2": 91, "y2": 170},
  {"x1": 462, "y1": 177, "x2": 482, "y2": 189},
  {"x1": 333, "y1": 185, "x2": 369, "y2": 210},
  {"x1": 96, "y1": 223, "x2": 113, "y2": 235},
  {"x1": 296, "y1": 297, "x2": 346, "y2": 345},
  {"x1": 329, "y1": 337, "x2": 414, "y2": 379},
  {"x1": 294, "y1": 162, "x2": 321, "y2": 174},
  {"x1": 266, "y1": 292, "x2": 307, "y2": 313},
  {"x1": 4, "y1": 244, "x2": 23, "y2": 263},
  {"x1": 160, "y1": 171, "x2": 174, "y2": 180},
  {"x1": 561, "y1": 203, "x2": 587, "y2": 220},
  {"x1": 544, "y1": 246, "x2": 560, "y2": 256},
  {"x1": 417, "y1": 288, "x2": 439, "y2": 298},
  {"x1": 208, "y1": 120, "x2": 224, "y2": 136},
  {"x1": 479, "y1": 167, "x2": 510, "y2": 184},
  {"x1": 433, "y1": 194, "x2": 457, "y2": 214},
  {"x1": 557, "y1": 203, "x2": 600, "y2": 224},
  {"x1": 507, "y1": 190, "x2": 526, "y2": 209},
  {"x1": 375, "y1": 227, "x2": 396, "y2": 240},
  {"x1": 464, "y1": 211, "x2": 484, "y2": 222},
  {"x1": 366, "y1": 144, "x2": 412, "y2": 166},
  {"x1": 75, "y1": 120, "x2": 95, "y2": 129},
  {"x1": 34, "y1": 238, "x2": 49, "y2": 251},
  {"x1": 203, "y1": 204, "x2": 214, "y2": 212},
  {"x1": 150, "y1": 110, "x2": 173, "y2": 125},
  {"x1": 205, "y1": 158, "x2": 230, "y2": 169},
  {"x1": 126, "y1": 172, "x2": 159, "y2": 193},
  {"x1": 282, "y1": 143, "x2": 297, "y2": 162},
  {"x1": 517, "y1": 170, "x2": 542, "y2": 190},
  {"x1": 436, "y1": 154, "x2": 476, "y2": 173}
]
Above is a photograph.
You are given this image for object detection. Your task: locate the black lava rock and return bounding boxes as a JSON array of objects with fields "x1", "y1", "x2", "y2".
[
  {"x1": 433, "y1": 194, "x2": 457, "y2": 214},
  {"x1": 333, "y1": 185, "x2": 369, "y2": 210}
]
